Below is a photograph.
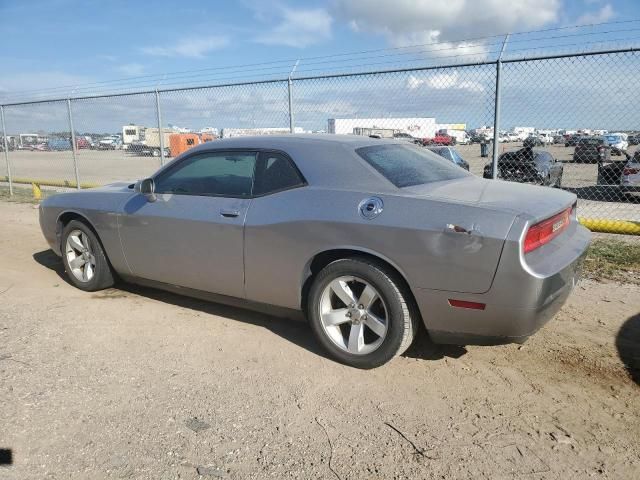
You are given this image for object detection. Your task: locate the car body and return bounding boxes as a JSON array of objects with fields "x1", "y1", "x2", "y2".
[
  {"x1": 425, "y1": 146, "x2": 469, "y2": 170},
  {"x1": 76, "y1": 137, "x2": 91, "y2": 149},
  {"x1": 483, "y1": 147, "x2": 563, "y2": 187},
  {"x1": 47, "y1": 138, "x2": 71, "y2": 151},
  {"x1": 604, "y1": 133, "x2": 628, "y2": 155},
  {"x1": 628, "y1": 133, "x2": 640, "y2": 146},
  {"x1": 392, "y1": 132, "x2": 418, "y2": 143},
  {"x1": 552, "y1": 135, "x2": 565, "y2": 144},
  {"x1": 467, "y1": 133, "x2": 484, "y2": 144},
  {"x1": 523, "y1": 136, "x2": 544, "y2": 148},
  {"x1": 574, "y1": 136, "x2": 611, "y2": 163},
  {"x1": 39, "y1": 135, "x2": 590, "y2": 367},
  {"x1": 621, "y1": 150, "x2": 640, "y2": 198},
  {"x1": 424, "y1": 134, "x2": 456, "y2": 146},
  {"x1": 98, "y1": 136, "x2": 123, "y2": 150},
  {"x1": 564, "y1": 134, "x2": 582, "y2": 147},
  {"x1": 537, "y1": 133, "x2": 554, "y2": 145}
]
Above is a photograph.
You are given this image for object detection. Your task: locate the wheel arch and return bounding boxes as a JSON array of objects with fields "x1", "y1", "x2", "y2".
[
  {"x1": 56, "y1": 210, "x2": 112, "y2": 267},
  {"x1": 300, "y1": 247, "x2": 419, "y2": 317}
]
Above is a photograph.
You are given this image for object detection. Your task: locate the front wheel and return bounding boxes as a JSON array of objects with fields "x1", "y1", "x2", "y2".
[
  {"x1": 61, "y1": 220, "x2": 115, "y2": 291},
  {"x1": 307, "y1": 257, "x2": 419, "y2": 369}
]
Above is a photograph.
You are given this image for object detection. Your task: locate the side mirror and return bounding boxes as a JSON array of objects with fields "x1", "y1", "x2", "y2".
[{"x1": 136, "y1": 178, "x2": 156, "y2": 202}]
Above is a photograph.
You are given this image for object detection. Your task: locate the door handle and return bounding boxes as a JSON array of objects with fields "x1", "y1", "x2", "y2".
[{"x1": 220, "y1": 209, "x2": 240, "y2": 218}]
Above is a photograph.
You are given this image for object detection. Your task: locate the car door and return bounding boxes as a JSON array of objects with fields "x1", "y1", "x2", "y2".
[{"x1": 118, "y1": 150, "x2": 257, "y2": 299}]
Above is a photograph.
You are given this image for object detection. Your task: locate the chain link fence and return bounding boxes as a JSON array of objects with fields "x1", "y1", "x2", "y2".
[{"x1": 1, "y1": 48, "x2": 639, "y2": 234}]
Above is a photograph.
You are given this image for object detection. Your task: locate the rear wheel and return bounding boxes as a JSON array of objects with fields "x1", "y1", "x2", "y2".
[
  {"x1": 307, "y1": 257, "x2": 419, "y2": 369},
  {"x1": 61, "y1": 220, "x2": 114, "y2": 292}
]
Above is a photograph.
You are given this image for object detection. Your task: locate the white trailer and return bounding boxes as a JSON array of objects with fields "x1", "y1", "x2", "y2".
[
  {"x1": 328, "y1": 118, "x2": 436, "y2": 139},
  {"x1": 122, "y1": 125, "x2": 144, "y2": 145}
]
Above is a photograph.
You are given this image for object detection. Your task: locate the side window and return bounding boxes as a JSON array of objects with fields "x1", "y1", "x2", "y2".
[
  {"x1": 253, "y1": 152, "x2": 305, "y2": 196},
  {"x1": 154, "y1": 151, "x2": 256, "y2": 197}
]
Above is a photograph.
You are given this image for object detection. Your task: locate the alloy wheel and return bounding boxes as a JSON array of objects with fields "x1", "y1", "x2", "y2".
[
  {"x1": 318, "y1": 276, "x2": 388, "y2": 355},
  {"x1": 65, "y1": 229, "x2": 96, "y2": 282}
]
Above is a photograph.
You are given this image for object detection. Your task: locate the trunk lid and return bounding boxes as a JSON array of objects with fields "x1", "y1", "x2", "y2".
[{"x1": 403, "y1": 176, "x2": 576, "y2": 223}]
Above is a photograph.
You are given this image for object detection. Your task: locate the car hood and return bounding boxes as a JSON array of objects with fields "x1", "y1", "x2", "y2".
[{"x1": 403, "y1": 176, "x2": 575, "y2": 222}]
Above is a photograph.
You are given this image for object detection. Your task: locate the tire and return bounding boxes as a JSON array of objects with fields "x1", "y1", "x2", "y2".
[
  {"x1": 61, "y1": 220, "x2": 114, "y2": 292},
  {"x1": 152, "y1": 149, "x2": 160, "y2": 157},
  {"x1": 307, "y1": 257, "x2": 419, "y2": 369}
]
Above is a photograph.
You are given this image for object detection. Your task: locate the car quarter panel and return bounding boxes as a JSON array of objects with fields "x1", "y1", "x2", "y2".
[{"x1": 243, "y1": 187, "x2": 516, "y2": 310}]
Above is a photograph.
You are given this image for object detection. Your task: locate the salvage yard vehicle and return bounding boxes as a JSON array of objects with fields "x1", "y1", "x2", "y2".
[
  {"x1": 604, "y1": 133, "x2": 628, "y2": 155},
  {"x1": 574, "y1": 136, "x2": 611, "y2": 163},
  {"x1": 483, "y1": 147, "x2": 563, "y2": 187},
  {"x1": 621, "y1": 150, "x2": 640, "y2": 199},
  {"x1": 39, "y1": 135, "x2": 590, "y2": 369},
  {"x1": 425, "y1": 145, "x2": 469, "y2": 170}
]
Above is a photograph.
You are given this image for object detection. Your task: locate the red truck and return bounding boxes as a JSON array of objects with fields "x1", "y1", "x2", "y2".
[{"x1": 422, "y1": 134, "x2": 457, "y2": 146}]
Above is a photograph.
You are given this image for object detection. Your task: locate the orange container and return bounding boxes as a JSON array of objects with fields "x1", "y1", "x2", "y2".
[{"x1": 169, "y1": 133, "x2": 200, "y2": 157}]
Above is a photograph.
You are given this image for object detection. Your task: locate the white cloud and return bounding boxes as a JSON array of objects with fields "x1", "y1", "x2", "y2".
[
  {"x1": 576, "y1": 4, "x2": 615, "y2": 25},
  {"x1": 406, "y1": 72, "x2": 484, "y2": 92},
  {"x1": 332, "y1": 0, "x2": 560, "y2": 58},
  {"x1": 117, "y1": 63, "x2": 145, "y2": 76},
  {"x1": 255, "y1": 8, "x2": 332, "y2": 48},
  {"x1": 141, "y1": 36, "x2": 229, "y2": 58}
]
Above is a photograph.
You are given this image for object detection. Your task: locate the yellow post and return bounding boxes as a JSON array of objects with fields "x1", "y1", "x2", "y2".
[{"x1": 32, "y1": 182, "x2": 42, "y2": 201}]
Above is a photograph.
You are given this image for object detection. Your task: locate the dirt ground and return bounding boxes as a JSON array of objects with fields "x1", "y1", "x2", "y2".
[{"x1": 0, "y1": 201, "x2": 639, "y2": 479}]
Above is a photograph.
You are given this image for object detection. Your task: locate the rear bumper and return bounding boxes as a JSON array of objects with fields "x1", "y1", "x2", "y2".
[{"x1": 415, "y1": 218, "x2": 591, "y2": 345}]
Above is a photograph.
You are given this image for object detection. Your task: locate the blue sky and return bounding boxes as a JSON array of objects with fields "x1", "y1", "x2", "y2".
[
  {"x1": 1, "y1": 0, "x2": 638, "y2": 98},
  {"x1": 1, "y1": 0, "x2": 639, "y2": 133}
]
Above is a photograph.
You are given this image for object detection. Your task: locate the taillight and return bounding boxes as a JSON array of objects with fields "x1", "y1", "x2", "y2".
[
  {"x1": 523, "y1": 207, "x2": 571, "y2": 254},
  {"x1": 623, "y1": 167, "x2": 639, "y2": 175}
]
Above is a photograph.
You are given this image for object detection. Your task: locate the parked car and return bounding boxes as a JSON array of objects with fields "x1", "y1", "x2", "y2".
[
  {"x1": 47, "y1": 138, "x2": 71, "y2": 151},
  {"x1": 523, "y1": 136, "x2": 544, "y2": 148},
  {"x1": 392, "y1": 132, "x2": 421, "y2": 144},
  {"x1": 425, "y1": 146, "x2": 469, "y2": 170},
  {"x1": 603, "y1": 133, "x2": 628, "y2": 155},
  {"x1": 596, "y1": 152, "x2": 629, "y2": 186},
  {"x1": 483, "y1": 147, "x2": 563, "y2": 188},
  {"x1": 76, "y1": 137, "x2": 91, "y2": 149},
  {"x1": 467, "y1": 133, "x2": 486, "y2": 144},
  {"x1": 98, "y1": 136, "x2": 123, "y2": 150},
  {"x1": 507, "y1": 133, "x2": 520, "y2": 142},
  {"x1": 628, "y1": 133, "x2": 640, "y2": 146},
  {"x1": 38, "y1": 135, "x2": 590, "y2": 369},
  {"x1": 424, "y1": 134, "x2": 456, "y2": 146},
  {"x1": 621, "y1": 150, "x2": 640, "y2": 199},
  {"x1": 537, "y1": 133, "x2": 554, "y2": 145},
  {"x1": 574, "y1": 137, "x2": 611, "y2": 163},
  {"x1": 564, "y1": 134, "x2": 582, "y2": 147},
  {"x1": 552, "y1": 135, "x2": 565, "y2": 144}
]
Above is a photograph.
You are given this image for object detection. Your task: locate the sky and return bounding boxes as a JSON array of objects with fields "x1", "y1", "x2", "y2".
[{"x1": 1, "y1": 0, "x2": 639, "y2": 132}]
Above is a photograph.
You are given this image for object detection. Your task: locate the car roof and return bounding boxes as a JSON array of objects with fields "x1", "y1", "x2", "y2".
[{"x1": 167, "y1": 134, "x2": 408, "y2": 192}]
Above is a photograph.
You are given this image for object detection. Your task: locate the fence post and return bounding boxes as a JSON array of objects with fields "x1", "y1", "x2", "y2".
[
  {"x1": 66, "y1": 99, "x2": 81, "y2": 189},
  {"x1": 491, "y1": 34, "x2": 510, "y2": 180},
  {"x1": 288, "y1": 60, "x2": 299, "y2": 133},
  {"x1": 155, "y1": 90, "x2": 166, "y2": 166},
  {"x1": 1, "y1": 105, "x2": 13, "y2": 195}
]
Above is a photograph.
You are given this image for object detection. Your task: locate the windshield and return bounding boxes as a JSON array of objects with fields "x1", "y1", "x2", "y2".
[
  {"x1": 356, "y1": 144, "x2": 469, "y2": 188},
  {"x1": 604, "y1": 135, "x2": 620, "y2": 143}
]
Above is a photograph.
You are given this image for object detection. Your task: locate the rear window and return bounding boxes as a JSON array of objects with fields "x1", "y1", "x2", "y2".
[{"x1": 356, "y1": 144, "x2": 469, "y2": 188}]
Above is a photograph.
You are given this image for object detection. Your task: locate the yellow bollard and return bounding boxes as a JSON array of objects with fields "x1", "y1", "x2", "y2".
[{"x1": 32, "y1": 183, "x2": 42, "y2": 201}]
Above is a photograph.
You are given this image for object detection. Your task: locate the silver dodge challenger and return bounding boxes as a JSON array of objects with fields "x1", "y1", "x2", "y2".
[{"x1": 39, "y1": 135, "x2": 591, "y2": 368}]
